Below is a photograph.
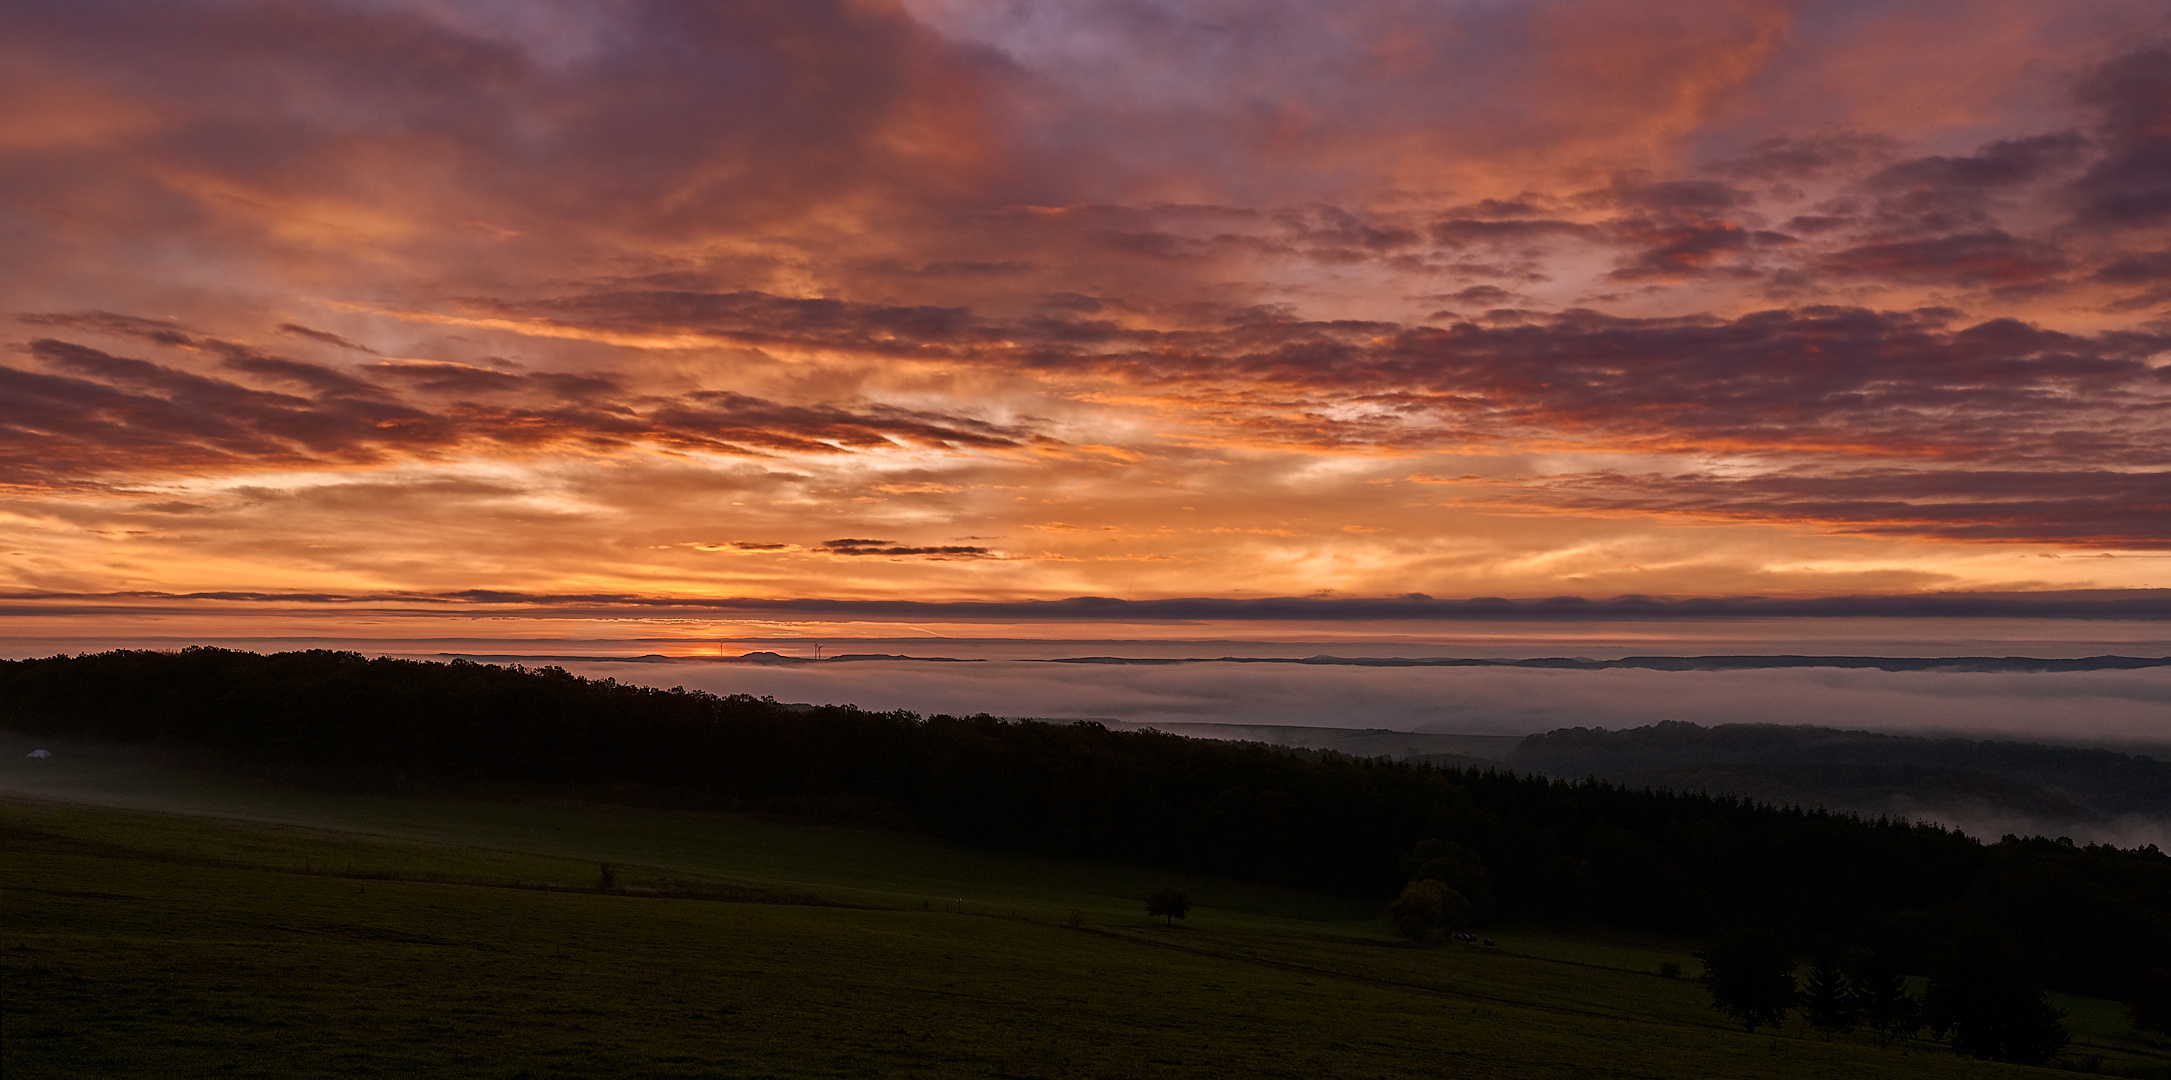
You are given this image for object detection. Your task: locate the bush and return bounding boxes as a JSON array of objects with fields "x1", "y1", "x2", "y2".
[
  {"x1": 1386, "y1": 879, "x2": 1471, "y2": 941},
  {"x1": 1698, "y1": 929, "x2": 1797, "y2": 1034}
]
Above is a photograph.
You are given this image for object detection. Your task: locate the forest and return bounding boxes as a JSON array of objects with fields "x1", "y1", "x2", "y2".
[{"x1": 6, "y1": 647, "x2": 2169, "y2": 1008}]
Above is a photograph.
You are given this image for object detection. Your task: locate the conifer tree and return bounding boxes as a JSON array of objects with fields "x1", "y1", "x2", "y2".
[
  {"x1": 1803, "y1": 953, "x2": 1857, "y2": 1038},
  {"x1": 1847, "y1": 949, "x2": 1920, "y2": 1048}
]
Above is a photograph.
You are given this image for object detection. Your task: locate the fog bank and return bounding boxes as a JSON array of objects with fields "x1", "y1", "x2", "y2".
[{"x1": 550, "y1": 659, "x2": 2171, "y2": 749}]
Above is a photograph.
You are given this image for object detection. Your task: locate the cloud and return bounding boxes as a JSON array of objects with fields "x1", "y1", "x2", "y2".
[
  {"x1": 1600, "y1": 176, "x2": 1753, "y2": 214},
  {"x1": 1709, "y1": 133, "x2": 1897, "y2": 181},
  {"x1": 219, "y1": 353, "x2": 386, "y2": 398},
  {"x1": 499, "y1": 290, "x2": 1003, "y2": 358},
  {"x1": 0, "y1": 334, "x2": 1038, "y2": 485},
  {"x1": 2070, "y1": 47, "x2": 2171, "y2": 227},
  {"x1": 1432, "y1": 285, "x2": 1518, "y2": 306},
  {"x1": 1504, "y1": 467, "x2": 2171, "y2": 547},
  {"x1": 51, "y1": 288, "x2": 2171, "y2": 549},
  {"x1": 6, "y1": 588, "x2": 2168, "y2": 622},
  {"x1": 1428, "y1": 218, "x2": 1601, "y2": 247},
  {"x1": 818, "y1": 538, "x2": 998, "y2": 559},
  {"x1": 1865, "y1": 133, "x2": 2087, "y2": 194},
  {"x1": 13, "y1": 286, "x2": 2171, "y2": 560},
  {"x1": 872, "y1": 480, "x2": 964, "y2": 495},
  {"x1": 2096, "y1": 250, "x2": 2171, "y2": 284},
  {"x1": 491, "y1": 292, "x2": 2169, "y2": 464},
  {"x1": 1607, "y1": 219, "x2": 1793, "y2": 282},
  {"x1": 367, "y1": 360, "x2": 531, "y2": 396},
  {"x1": 276, "y1": 323, "x2": 377, "y2": 353},
  {"x1": 3, "y1": 338, "x2": 421, "y2": 478},
  {"x1": 1816, "y1": 231, "x2": 2072, "y2": 287},
  {"x1": 21, "y1": 311, "x2": 197, "y2": 346}
]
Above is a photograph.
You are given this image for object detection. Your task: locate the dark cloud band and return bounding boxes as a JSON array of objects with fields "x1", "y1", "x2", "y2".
[{"x1": 4, "y1": 589, "x2": 2168, "y2": 622}]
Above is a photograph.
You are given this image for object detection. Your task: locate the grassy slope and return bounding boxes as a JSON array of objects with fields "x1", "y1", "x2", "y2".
[
  {"x1": 4, "y1": 740, "x2": 2167, "y2": 1078},
  {"x1": 0, "y1": 734, "x2": 1366, "y2": 926}
]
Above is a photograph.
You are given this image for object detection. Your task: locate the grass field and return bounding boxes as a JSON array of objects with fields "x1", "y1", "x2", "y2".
[{"x1": 6, "y1": 737, "x2": 2170, "y2": 1078}]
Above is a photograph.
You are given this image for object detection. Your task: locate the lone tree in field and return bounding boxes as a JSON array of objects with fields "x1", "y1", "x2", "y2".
[
  {"x1": 1698, "y1": 929, "x2": 1798, "y2": 1034},
  {"x1": 1400, "y1": 839, "x2": 1497, "y2": 923},
  {"x1": 1146, "y1": 887, "x2": 1193, "y2": 927},
  {"x1": 1386, "y1": 879, "x2": 1472, "y2": 942}
]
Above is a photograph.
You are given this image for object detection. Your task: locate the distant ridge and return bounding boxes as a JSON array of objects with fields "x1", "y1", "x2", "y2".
[
  {"x1": 712, "y1": 652, "x2": 983, "y2": 664},
  {"x1": 441, "y1": 651, "x2": 2171, "y2": 672},
  {"x1": 441, "y1": 653, "x2": 682, "y2": 664},
  {"x1": 1047, "y1": 654, "x2": 2171, "y2": 672},
  {"x1": 439, "y1": 652, "x2": 985, "y2": 664}
]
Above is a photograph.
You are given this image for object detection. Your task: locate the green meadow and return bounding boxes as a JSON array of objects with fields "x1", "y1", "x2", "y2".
[{"x1": 5, "y1": 739, "x2": 2168, "y2": 1078}]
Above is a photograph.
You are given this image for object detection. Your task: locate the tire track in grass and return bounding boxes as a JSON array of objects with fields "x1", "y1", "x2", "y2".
[{"x1": 1087, "y1": 924, "x2": 1751, "y2": 1036}]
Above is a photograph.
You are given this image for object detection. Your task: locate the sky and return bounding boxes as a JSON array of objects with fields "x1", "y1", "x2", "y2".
[{"x1": 4, "y1": 0, "x2": 2171, "y2": 656}]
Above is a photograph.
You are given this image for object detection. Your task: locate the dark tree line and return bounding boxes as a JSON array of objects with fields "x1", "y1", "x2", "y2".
[
  {"x1": 1701, "y1": 931, "x2": 2070, "y2": 1064},
  {"x1": 7, "y1": 648, "x2": 2171, "y2": 1014}
]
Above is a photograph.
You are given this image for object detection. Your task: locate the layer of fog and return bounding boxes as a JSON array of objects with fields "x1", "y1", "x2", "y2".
[
  {"x1": 552, "y1": 660, "x2": 2171, "y2": 846},
  {"x1": 552, "y1": 659, "x2": 2171, "y2": 749}
]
